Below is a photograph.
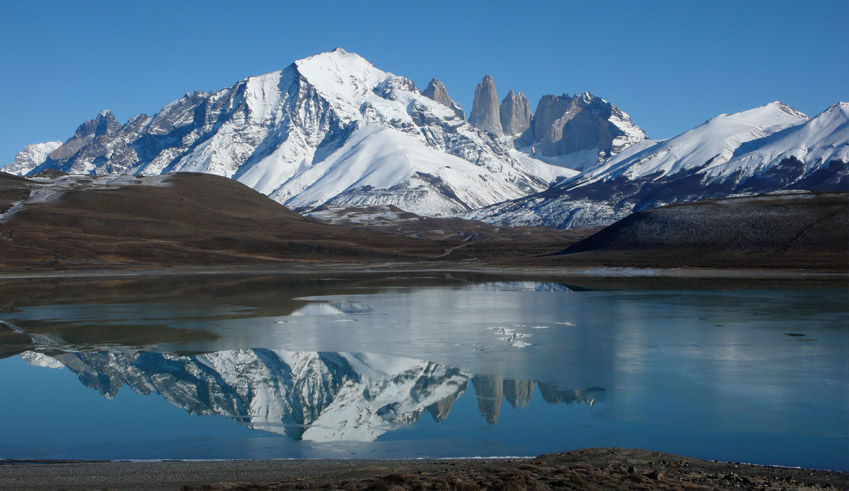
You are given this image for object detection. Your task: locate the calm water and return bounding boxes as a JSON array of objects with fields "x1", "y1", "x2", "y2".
[{"x1": 0, "y1": 273, "x2": 846, "y2": 469}]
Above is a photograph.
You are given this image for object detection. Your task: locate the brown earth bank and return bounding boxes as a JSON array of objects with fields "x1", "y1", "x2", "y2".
[
  {"x1": 1, "y1": 448, "x2": 846, "y2": 490},
  {"x1": 1, "y1": 172, "x2": 847, "y2": 272}
]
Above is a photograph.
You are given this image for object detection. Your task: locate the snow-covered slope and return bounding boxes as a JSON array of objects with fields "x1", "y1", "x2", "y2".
[
  {"x1": 467, "y1": 102, "x2": 848, "y2": 228},
  {"x1": 711, "y1": 102, "x2": 849, "y2": 182},
  {"x1": 21, "y1": 348, "x2": 599, "y2": 441},
  {"x1": 3, "y1": 141, "x2": 62, "y2": 176},
  {"x1": 4, "y1": 49, "x2": 572, "y2": 216},
  {"x1": 579, "y1": 101, "x2": 809, "y2": 183}
]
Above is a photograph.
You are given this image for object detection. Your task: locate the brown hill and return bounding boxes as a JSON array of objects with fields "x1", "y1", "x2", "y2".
[{"x1": 0, "y1": 172, "x2": 450, "y2": 269}]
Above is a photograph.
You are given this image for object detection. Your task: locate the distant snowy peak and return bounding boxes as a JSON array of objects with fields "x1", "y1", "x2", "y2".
[
  {"x1": 4, "y1": 140, "x2": 62, "y2": 176},
  {"x1": 4, "y1": 48, "x2": 574, "y2": 217},
  {"x1": 579, "y1": 101, "x2": 810, "y2": 184},
  {"x1": 713, "y1": 101, "x2": 848, "y2": 180}
]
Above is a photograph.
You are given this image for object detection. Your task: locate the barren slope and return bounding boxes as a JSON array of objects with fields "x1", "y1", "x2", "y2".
[{"x1": 0, "y1": 172, "x2": 450, "y2": 269}]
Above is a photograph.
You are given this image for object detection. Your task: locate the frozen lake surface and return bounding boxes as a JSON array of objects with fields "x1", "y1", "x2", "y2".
[{"x1": 0, "y1": 273, "x2": 846, "y2": 470}]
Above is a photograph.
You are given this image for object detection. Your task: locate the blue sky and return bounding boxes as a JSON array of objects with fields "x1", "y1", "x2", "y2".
[{"x1": 1, "y1": 0, "x2": 847, "y2": 164}]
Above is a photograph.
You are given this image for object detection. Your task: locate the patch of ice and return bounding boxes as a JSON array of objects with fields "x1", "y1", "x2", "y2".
[{"x1": 488, "y1": 327, "x2": 533, "y2": 349}]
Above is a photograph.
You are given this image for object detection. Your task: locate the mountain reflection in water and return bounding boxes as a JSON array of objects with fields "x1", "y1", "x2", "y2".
[{"x1": 21, "y1": 349, "x2": 602, "y2": 442}]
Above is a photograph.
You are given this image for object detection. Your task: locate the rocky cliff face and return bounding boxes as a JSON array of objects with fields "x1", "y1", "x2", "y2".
[
  {"x1": 500, "y1": 90, "x2": 531, "y2": 137},
  {"x1": 518, "y1": 92, "x2": 646, "y2": 159},
  {"x1": 465, "y1": 74, "x2": 645, "y2": 168},
  {"x1": 47, "y1": 110, "x2": 123, "y2": 163},
  {"x1": 468, "y1": 75, "x2": 503, "y2": 137},
  {"x1": 422, "y1": 78, "x2": 465, "y2": 120}
]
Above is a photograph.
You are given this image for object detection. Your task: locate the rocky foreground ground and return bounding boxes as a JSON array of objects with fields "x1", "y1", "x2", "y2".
[{"x1": 1, "y1": 448, "x2": 846, "y2": 490}]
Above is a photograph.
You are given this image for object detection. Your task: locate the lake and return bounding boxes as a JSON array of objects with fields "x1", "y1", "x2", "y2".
[{"x1": 0, "y1": 272, "x2": 846, "y2": 470}]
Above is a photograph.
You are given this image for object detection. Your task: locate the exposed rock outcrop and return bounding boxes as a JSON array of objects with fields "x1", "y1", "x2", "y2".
[
  {"x1": 422, "y1": 78, "x2": 465, "y2": 120},
  {"x1": 472, "y1": 374, "x2": 504, "y2": 424},
  {"x1": 500, "y1": 90, "x2": 531, "y2": 137},
  {"x1": 468, "y1": 75, "x2": 502, "y2": 136},
  {"x1": 518, "y1": 92, "x2": 645, "y2": 158},
  {"x1": 48, "y1": 110, "x2": 122, "y2": 162}
]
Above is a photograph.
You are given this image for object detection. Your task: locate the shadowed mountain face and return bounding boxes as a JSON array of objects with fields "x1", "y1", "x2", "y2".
[
  {"x1": 518, "y1": 93, "x2": 645, "y2": 158},
  {"x1": 21, "y1": 348, "x2": 602, "y2": 441}
]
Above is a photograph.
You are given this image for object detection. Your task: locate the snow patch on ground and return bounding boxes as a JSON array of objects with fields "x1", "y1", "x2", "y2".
[{"x1": 0, "y1": 174, "x2": 173, "y2": 222}]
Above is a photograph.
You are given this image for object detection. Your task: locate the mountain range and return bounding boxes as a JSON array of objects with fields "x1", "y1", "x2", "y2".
[
  {"x1": 21, "y1": 348, "x2": 600, "y2": 441},
  {"x1": 4, "y1": 49, "x2": 847, "y2": 229},
  {"x1": 468, "y1": 102, "x2": 849, "y2": 228},
  {"x1": 4, "y1": 49, "x2": 574, "y2": 217}
]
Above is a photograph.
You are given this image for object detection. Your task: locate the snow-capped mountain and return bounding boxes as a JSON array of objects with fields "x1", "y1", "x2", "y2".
[
  {"x1": 467, "y1": 102, "x2": 849, "y2": 228},
  {"x1": 4, "y1": 49, "x2": 575, "y2": 216},
  {"x1": 22, "y1": 348, "x2": 600, "y2": 441},
  {"x1": 4, "y1": 140, "x2": 62, "y2": 176}
]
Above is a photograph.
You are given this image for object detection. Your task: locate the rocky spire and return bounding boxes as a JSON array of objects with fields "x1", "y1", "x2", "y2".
[
  {"x1": 472, "y1": 374, "x2": 503, "y2": 424},
  {"x1": 503, "y1": 379, "x2": 535, "y2": 409},
  {"x1": 499, "y1": 90, "x2": 531, "y2": 137},
  {"x1": 422, "y1": 78, "x2": 465, "y2": 120},
  {"x1": 468, "y1": 75, "x2": 502, "y2": 136}
]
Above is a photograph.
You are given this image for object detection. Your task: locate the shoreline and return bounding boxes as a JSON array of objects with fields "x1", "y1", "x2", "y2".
[
  {"x1": 1, "y1": 262, "x2": 847, "y2": 281},
  {"x1": 1, "y1": 448, "x2": 846, "y2": 490}
]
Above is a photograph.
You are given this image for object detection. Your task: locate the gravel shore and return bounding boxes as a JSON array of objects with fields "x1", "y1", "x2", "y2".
[{"x1": 1, "y1": 448, "x2": 846, "y2": 490}]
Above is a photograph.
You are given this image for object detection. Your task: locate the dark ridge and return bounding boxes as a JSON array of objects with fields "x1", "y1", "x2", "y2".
[{"x1": 560, "y1": 192, "x2": 849, "y2": 256}]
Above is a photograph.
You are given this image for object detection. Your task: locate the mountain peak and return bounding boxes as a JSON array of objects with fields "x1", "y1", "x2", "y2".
[
  {"x1": 469, "y1": 75, "x2": 502, "y2": 136},
  {"x1": 296, "y1": 48, "x2": 373, "y2": 68},
  {"x1": 500, "y1": 90, "x2": 531, "y2": 137},
  {"x1": 293, "y1": 49, "x2": 389, "y2": 104},
  {"x1": 710, "y1": 102, "x2": 808, "y2": 130},
  {"x1": 423, "y1": 78, "x2": 465, "y2": 120},
  {"x1": 823, "y1": 101, "x2": 849, "y2": 117},
  {"x1": 764, "y1": 101, "x2": 808, "y2": 120},
  {"x1": 75, "y1": 110, "x2": 120, "y2": 138}
]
